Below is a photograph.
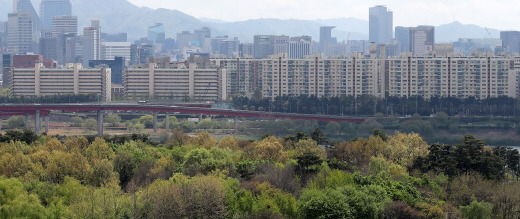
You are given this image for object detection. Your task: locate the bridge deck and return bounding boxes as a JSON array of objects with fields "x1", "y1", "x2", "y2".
[{"x1": 0, "y1": 104, "x2": 365, "y2": 123}]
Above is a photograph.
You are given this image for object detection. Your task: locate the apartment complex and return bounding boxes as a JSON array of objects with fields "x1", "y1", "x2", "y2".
[
  {"x1": 124, "y1": 62, "x2": 226, "y2": 101},
  {"x1": 211, "y1": 58, "x2": 262, "y2": 97},
  {"x1": 10, "y1": 63, "x2": 111, "y2": 101},
  {"x1": 212, "y1": 54, "x2": 518, "y2": 100}
]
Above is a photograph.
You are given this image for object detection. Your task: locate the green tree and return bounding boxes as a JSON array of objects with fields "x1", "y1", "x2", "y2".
[
  {"x1": 325, "y1": 122, "x2": 341, "y2": 135},
  {"x1": 7, "y1": 116, "x2": 25, "y2": 129},
  {"x1": 298, "y1": 188, "x2": 352, "y2": 219},
  {"x1": 458, "y1": 200, "x2": 493, "y2": 219},
  {"x1": 139, "y1": 115, "x2": 154, "y2": 128},
  {"x1": 70, "y1": 116, "x2": 84, "y2": 127},
  {"x1": 105, "y1": 114, "x2": 121, "y2": 127},
  {"x1": 84, "y1": 118, "x2": 97, "y2": 130}
]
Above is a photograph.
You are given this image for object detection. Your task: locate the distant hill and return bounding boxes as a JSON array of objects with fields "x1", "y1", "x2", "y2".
[
  {"x1": 436, "y1": 22, "x2": 502, "y2": 43},
  {"x1": 0, "y1": 0, "x2": 508, "y2": 43}
]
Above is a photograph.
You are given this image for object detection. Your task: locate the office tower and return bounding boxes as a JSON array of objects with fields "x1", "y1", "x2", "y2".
[
  {"x1": 7, "y1": 12, "x2": 33, "y2": 54},
  {"x1": 89, "y1": 57, "x2": 124, "y2": 84},
  {"x1": 239, "y1": 43, "x2": 254, "y2": 58},
  {"x1": 101, "y1": 42, "x2": 130, "y2": 65},
  {"x1": 395, "y1": 26, "x2": 410, "y2": 53},
  {"x1": 163, "y1": 38, "x2": 175, "y2": 50},
  {"x1": 253, "y1": 35, "x2": 289, "y2": 58},
  {"x1": 52, "y1": 15, "x2": 77, "y2": 36},
  {"x1": 40, "y1": 31, "x2": 57, "y2": 60},
  {"x1": 56, "y1": 32, "x2": 76, "y2": 64},
  {"x1": 2, "y1": 54, "x2": 12, "y2": 84},
  {"x1": 101, "y1": 33, "x2": 127, "y2": 42},
  {"x1": 410, "y1": 25, "x2": 435, "y2": 56},
  {"x1": 219, "y1": 38, "x2": 240, "y2": 58},
  {"x1": 319, "y1": 26, "x2": 336, "y2": 53},
  {"x1": 500, "y1": 31, "x2": 520, "y2": 54},
  {"x1": 130, "y1": 44, "x2": 154, "y2": 65},
  {"x1": 82, "y1": 19, "x2": 101, "y2": 66},
  {"x1": 176, "y1": 31, "x2": 198, "y2": 49},
  {"x1": 40, "y1": 0, "x2": 72, "y2": 31},
  {"x1": 0, "y1": 22, "x2": 7, "y2": 50},
  {"x1": 195, "y1": 27, "x2": 211, "y2": 48},
  {"x1": 288, "y1": 36, "x2": 312, "y2": 59},
  {"x1": 13, "y1": 0, "x2": 40, "y2": 35},
  {"x1": 369, "y1": 5, "x2": 393, "y2": 44},
  {"x1": 148, "y1": 23, "x2": 165, "y2": 44}
]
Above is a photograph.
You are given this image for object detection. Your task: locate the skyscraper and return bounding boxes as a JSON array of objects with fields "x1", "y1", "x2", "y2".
[
  {"x1": 7, "y1": 12, "x2": 33, "y2": 54},
  {"x1": 13, "y1": 0, "x2": 40, "y2": 41},
  {"x1": 410, "y1": 25, "x2": 435, "y2": 56},
  {"x1": 319, "y1": 26, "x2": 336, "y2": 53},
  {"x1": 288, "y1": 36, "x2": 312, "y2": 59},
  {"x1": 253, "y1": 35, "x2": 289, "y2": 58},
  {"x1": 369, "y1": 5, "x2": 393, "y2": 44},
  {"x1": 40, "y1": 0, "x2": 72, "y2": 31},
  {"x1": 395, "y1": 26, "x2": 410, "y2": 53},
  {"x1": 500, "y1": 31, "x2": 520, "y2": 54},
  {"x1": 82, "y1": 19, "x2": 101, "y2": 66},
  {"x1": 147, "y1": 23, "x2": 165, "y2": 44},
  {"x1": 52, "y1": 15, "x2": 77, "y2": 36},
  {"x1": 40, "y1": 31, "x2": 57, "y2": 60}
]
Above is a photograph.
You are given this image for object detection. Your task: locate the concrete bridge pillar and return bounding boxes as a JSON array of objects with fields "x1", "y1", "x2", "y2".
[
  {"x1": 234, "y1": 116, "x2": 239, "y2": 134},
  {"x1": 44, "y1": 115, "x2": 50, "y2": 133},
  {"x1": 97, "y1": 110, "x2": 104, "y2": 136},
  {"x1": 25, "y1": 114, "x2": 30, "y2": 129},
  {"x1": 165, "y1": 113, "x2": 170, "y2": 131},
  {"x1": 199, "y1": 114, "x2": 203, "y2": 121},
  {"x1": 153, "y1": 112, "x2": 158, "y2": 133},
  {"x1": 34, "y1": 110, "x2": 41, "y2": 134}
]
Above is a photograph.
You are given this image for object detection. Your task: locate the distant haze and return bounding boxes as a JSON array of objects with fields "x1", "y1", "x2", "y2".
[
  {"x1": 0, "y1": 0, "x2": 509, "y2": 42},
  {"x1": 128, "y1": 0, "x2": 520, "y2": 31}
]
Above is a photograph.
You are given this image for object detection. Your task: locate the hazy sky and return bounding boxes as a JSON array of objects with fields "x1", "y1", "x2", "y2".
[{"x1": 126, "y1": 0, "x2": 519, "y2": 30}]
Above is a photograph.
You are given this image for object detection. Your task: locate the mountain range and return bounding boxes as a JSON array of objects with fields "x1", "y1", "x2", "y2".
[{"x1": 0, "y1": 0, "x2": 505, "y2": 43}]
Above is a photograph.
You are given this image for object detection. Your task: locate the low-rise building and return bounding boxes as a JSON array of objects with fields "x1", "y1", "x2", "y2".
[{"x1": 10, "y1": 63, "x2": 111, "y2": 101}]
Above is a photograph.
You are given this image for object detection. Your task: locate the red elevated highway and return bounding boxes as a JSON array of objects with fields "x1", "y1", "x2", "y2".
[{"x1": 0, "y1": 104, "x2": 365, "y2": 135}]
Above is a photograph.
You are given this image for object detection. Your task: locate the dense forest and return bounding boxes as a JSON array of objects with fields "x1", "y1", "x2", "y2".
[
  {"x1": 0, "y1": 129, "x2": 518, "y2": 218},
  {"x1": 233, "y1": 95, "x2": 520, "y2": 117}
]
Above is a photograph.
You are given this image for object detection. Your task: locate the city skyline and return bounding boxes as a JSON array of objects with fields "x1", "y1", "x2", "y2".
[{"x1": 127, "y1": 0, "x2": 520, "y2": 31}]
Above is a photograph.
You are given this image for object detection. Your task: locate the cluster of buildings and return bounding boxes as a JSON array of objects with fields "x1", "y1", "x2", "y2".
[{"x1": 2, "y1": 2, "x2": 520, "y2": 103}]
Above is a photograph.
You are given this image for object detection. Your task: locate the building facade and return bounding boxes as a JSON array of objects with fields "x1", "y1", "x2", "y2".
[
  {"x1": 369, "y1": 5, "x2": 393, "y2": 45},
  {"x1": 124, "y1": 62, "x2": 226, "y2": 101},
  {"x1": 10, "y1": 63, "x2": 111, "y2": 101},
  {"x1": 40, "y1": 0, "x2": 72, "y2": 31},
  {"x1": 7, "y1": 12, "x2": 33, "y2": 54},
  {"x1": 212, "y1": 54, "x2": 518, "y2": 100},
  {"x1": 410, "y1": 26, "x2": 435, "y2": 56}
]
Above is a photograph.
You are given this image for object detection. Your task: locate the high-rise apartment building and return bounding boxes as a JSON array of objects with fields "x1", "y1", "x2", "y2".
[
  {"x1": 369, "y1": 5, "x2": 393, "y2": 44},
  {"x1": 395, "y1": 26, "x2": 410, "y2": 53},
  {"x1": 10, "y1": 63, "x2": 111, "y2": 101},
  {"x1": 148, "y1": 23, "x2": 165, "y2": 44},
  {"x1": 212, "y1": 58, "x2": 262, "y2": 96},
  {"x1": 40, "y1": 0, "x2": 72, "y2": 31},
  {"x1": 410, "y1": 25, "x2": 435, "y2": 56},
  {"x1": 212, "y1": 54, "x2": 518, "y2": 100},
  {"x1": 7, "y1": 12, "x2": 33, "y2": 54},
  {"x1": 52, "y1": 15, "x2": 77, "y2": 36},
  {"x1": 82, "y1": 19, "x2": 101, "y2": 66},
  {"x1": 500, "y1": 31, "x2": 520, "y2": 54}
]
